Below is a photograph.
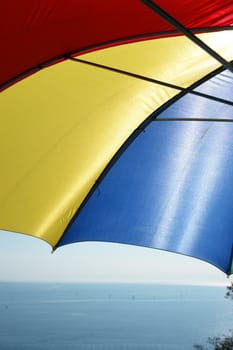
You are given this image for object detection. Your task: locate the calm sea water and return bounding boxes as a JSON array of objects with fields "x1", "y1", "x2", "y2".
[{"x1": 0, "y1": 283, "x2": 232, "y2": 349}]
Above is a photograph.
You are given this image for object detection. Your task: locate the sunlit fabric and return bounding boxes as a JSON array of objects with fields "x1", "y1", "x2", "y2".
[
  {"x1": 2, "y1": 33, "x2": 232, "y2": 247},
  {"x1": 58, "y1": 69, "x2": 233, "y2": 274},
  {"x1": 1, "y1": 1, "x2": 233, "y2": 274}
]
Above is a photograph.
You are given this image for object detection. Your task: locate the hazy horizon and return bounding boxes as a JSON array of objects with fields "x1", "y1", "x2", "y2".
[{"x1": 1, "y1": 230, "x2": 231, "y2": 287}]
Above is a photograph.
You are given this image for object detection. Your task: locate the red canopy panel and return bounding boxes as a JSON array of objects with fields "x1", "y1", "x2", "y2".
[{"x1": 1, "y1": 0, "x2": 233, "y2": 88}]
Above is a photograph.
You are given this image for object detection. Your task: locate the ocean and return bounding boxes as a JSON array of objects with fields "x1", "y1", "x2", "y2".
[{"x1": 0, "y1": 283, "x2": 232, "y2": 349}]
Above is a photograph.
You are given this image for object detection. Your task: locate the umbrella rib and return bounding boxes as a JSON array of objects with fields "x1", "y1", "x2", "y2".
[
  {"x1": 140, "y1": 0, "x2": 233, "y2": 74},
  {"x1": 156, "y1": 117, "x2": 233, "y2": 122},
  {"x1": 70, "y1": 57, "x2": 233, "y2": 107}
]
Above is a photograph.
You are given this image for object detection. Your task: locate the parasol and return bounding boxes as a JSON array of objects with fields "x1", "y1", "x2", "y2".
[{"x1": 0, "y1": 0, "x2": 233, "y2": 275}]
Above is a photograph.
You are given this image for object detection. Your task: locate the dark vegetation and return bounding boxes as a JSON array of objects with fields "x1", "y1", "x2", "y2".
[{"x1": 193, "y1": 282, "x2": 233, "y2": 350}]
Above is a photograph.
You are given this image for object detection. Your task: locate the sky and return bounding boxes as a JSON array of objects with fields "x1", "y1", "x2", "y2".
[{"x1": 0, "y1": 229, "x2": 230, "y2": 286}]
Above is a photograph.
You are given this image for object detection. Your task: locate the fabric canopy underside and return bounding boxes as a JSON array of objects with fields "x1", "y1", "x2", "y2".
[
  {"x1": 1, "y1": 0, "x2": 233, "y2": 274},
  {"x1": 59, "y1": 68, "x2": 233, "y2": 275},
  {"x1": 1, "y1": 0, "x2": 233, "y2": 89}
]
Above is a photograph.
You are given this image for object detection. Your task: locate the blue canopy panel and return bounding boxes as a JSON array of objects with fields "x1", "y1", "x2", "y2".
[{"x1": 58, "y1": 69, "x2": 233, "y2": 274}]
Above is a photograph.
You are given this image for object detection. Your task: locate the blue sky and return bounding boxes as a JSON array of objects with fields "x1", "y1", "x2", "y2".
[{"x1": 0, "y1": 229, "x2": 230, "y2": 285}]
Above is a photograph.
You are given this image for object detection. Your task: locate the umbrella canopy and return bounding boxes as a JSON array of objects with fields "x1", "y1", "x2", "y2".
[{"x1": 0, "y1": 0, "x2": 233, "y2": 274}]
